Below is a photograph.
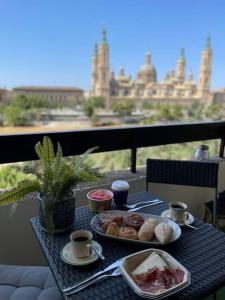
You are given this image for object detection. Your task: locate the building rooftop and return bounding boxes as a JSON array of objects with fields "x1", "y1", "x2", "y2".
[{"x1": 13, "y1": 86, "x2": 83, "y2": 92}]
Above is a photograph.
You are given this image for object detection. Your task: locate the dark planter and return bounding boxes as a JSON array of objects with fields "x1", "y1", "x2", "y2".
[{"x1": 38, "y1": 191, "x2": 75, "y2": 234}]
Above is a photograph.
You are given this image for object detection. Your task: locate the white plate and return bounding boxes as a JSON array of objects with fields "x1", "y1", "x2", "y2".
[
  {"x1": 60, "y1": 240, "x2": 102, "y2": 266},
  {"x1": 161, "y1": 210, "x2": 194, "y2": 227},
  {"x1": 91, "y1": 210, "x2": 181, "y2": 246}
]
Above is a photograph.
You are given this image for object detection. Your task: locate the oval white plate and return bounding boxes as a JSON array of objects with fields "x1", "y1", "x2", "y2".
[
  {"x1": 161, "y1": 210, "x2": 194, "y2": 226},
  {"x1": 91, "y1": 210, "x2": 181, "y2": 246},
  {"x1": 60, "y1": 240, "x2": 102, "y2": 266}
]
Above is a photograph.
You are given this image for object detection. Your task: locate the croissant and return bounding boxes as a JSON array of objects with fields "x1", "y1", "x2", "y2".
[{"x1": 138, "y1": 218, "x2": 158, "y2": 241}]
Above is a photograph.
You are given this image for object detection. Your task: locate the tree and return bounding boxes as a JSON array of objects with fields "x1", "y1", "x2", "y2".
[
  {"x1": 12, "y1": 94, "x2": 50, "y2": 109},
  {"x1": 83, "y1": 101, "x2": 94, "y2": 117},
  {"x1": 92, "y1": 97, "x2": 105, "y2": 108},
  {"x1": 112, "y1": 100, "x2": 135, "y2": 116},
  {"x1": 4, "y1": 105, "x2": 29, "y2": 126}
]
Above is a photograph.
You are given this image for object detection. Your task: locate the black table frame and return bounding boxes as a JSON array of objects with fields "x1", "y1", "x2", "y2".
[{"x1": 31, "y1": 192, "x2": 225, "y2": 300}]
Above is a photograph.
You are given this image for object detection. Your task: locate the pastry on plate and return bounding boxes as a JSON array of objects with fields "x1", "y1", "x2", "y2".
[
  {"x1": 106, "y1": 221, "x2": 119, "y2": 236},
  {"x1": 118, "y1": 226, "x2": 138, "y2": 240},
  {"x1": 102, "y1": 215, "x2": 123, "y2": 231},
  {"x1": 124, "y1": 213, "x2": 144, "y2": 230},
  {"x1": 138, "y1": 218, "x2": 158, "y2": 241},
  {"x1": 154, "y1": 223, "x2": 173, "y2": 245}
]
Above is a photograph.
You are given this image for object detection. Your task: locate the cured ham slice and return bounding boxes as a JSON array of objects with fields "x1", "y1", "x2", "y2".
[{"x1": 132, "y1": 267, "x2": 185, "y2": 294}]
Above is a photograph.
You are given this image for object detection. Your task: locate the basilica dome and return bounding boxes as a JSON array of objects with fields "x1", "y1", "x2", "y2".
[{"x1": 137, "y1": 51, "x2": 157, "y2": 84}]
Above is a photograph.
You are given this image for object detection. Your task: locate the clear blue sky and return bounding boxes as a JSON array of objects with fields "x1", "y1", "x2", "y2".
[{"x1": 0, "y1": 0, "x2": 225, "y2": 90}]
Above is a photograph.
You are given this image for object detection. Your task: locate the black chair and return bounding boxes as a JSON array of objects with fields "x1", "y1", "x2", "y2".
[
  {"x1": 146, "y1": 159, "x2": 219, "y2": 226},
  {"x1": 204, "y1": 190, "x2": 225, "y2": 225}
]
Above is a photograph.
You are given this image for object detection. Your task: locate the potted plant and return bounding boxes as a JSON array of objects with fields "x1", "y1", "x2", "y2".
[{"x1": 0, "y1": 136, "x2": 100, "y2": 234}]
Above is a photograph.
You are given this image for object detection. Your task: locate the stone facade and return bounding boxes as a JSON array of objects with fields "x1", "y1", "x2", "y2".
[
  {"x1": 13, "y1": 86, "x2": 84, "y2": 105},
  {"x1": 91, "y1": 31, "x2": 213, "y2": 107}
]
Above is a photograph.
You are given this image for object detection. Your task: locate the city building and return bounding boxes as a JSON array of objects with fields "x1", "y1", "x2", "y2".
[
  {"x1": 13, "y1": 86, "x2": 84, "y2": 105},
  {"x1": 0, "y1": 88, "x2": 11, "y2": 102},
  {"x1": 91, "y1": 30, "x2": 213, "y2": 108}
]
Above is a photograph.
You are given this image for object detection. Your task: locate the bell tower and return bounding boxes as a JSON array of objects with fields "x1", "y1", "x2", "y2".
[
  {"x1": 199, "y1": 35, "x2": 212, "y2": 93},
  {"x1": 96, "y1": 29, "x2": 110, "y2": 108},
  {"x1": 91, "y1": 44, "x2": 98, "y2": 96},
  {"x1": 176, "y1": 48, "x2": 186, "y2": 83}
]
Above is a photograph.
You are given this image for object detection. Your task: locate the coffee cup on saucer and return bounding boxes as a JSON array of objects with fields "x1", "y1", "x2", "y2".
[
  {"x1": 169, "y1": 202, "x2": 187, "y2": 224},
  {"x1": 70, "y1": 230, "x2": 93, "y2": 258}
]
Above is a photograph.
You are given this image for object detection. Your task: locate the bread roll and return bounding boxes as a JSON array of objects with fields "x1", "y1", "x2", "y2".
[
  {"x1": 138, "y1": 218, "x2": 158, "y2": 241},
  {"x1": 154, "y1": 223, "x2": 173, "y2": 245}
]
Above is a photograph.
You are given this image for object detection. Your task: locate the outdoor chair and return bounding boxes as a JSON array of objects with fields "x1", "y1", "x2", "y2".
[
  {"x1": 204, "y1": 190, "x2": 225, "y2": 226},
  {"x1": 0, "y1": 264, "x2": 63, "y2": 300},
  {"x1": 146, "y1": 159, "x2": 219, "y2": 226}
]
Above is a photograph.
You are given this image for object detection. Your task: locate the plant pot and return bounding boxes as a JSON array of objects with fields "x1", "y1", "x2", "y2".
[{"x1": 38, "y1": 190, "x2": 75, "y2": 234}]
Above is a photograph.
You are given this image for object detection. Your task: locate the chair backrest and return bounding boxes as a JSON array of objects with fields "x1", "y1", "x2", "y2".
[
  {"x1": 146, "y1": 159, "x2": 219, "y2": 226},
  {"x1": 146, "y1": 159, "x2": 219, "y2": 190}
]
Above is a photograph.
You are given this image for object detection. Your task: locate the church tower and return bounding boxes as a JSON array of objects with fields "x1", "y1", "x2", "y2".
[
  {"x1": 199, "y1": 35, "x2": 212, "y2": 93},
  {"x1": 176, "y1": 48, "x2": 186, "y2": 83},
  {"x1": 96, "y1": 29, "x2": 110, "y2": 108},
  {"x1": 91, "y1": 44, "x2": 98, "y2": 96}
]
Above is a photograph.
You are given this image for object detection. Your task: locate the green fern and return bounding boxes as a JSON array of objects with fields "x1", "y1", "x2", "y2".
[
  {"x1": 0, "y1": 136, "x2": 101, "y2": 234},
  {"x1": 0, "y1": 179, "x2": 41, "y2": 205}
]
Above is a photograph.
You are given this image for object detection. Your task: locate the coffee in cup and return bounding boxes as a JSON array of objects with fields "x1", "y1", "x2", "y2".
[
  {"x1": 169, "y1": 202, "x2": 187, "y2": 224},
  {"x1": 70, "y1": 230, "x2": 93, "y2": 258}
]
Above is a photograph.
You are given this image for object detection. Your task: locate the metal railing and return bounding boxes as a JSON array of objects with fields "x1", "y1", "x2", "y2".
[{"x1": 0, "y1": 121, "x2": 225, "y2": 172}]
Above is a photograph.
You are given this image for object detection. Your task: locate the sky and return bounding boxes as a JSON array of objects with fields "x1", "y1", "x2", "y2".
[{"x1": 0, "y1": 0, "x2": 225, "y2": 91}]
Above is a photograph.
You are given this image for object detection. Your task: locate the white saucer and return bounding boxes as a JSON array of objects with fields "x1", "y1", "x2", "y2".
[
  {"x1": 161, "y1": 210, "x2": 194, "y2": 226},
  {"x1": 60, "y1": 240, "x2": 102, "y2": 266}
]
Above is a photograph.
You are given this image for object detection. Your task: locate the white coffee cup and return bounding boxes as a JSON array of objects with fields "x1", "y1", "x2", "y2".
[
  {"x1": 169, "y1": 202, "x2": 187, "y2": 224},
  {"x1": 70, "y1": 230, "x2": 93, "y2": 258}
]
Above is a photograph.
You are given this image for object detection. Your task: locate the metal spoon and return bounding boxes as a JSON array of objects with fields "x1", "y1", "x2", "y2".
[{"x1": 92, "y1": 245, "x2": 105, "y2": 260}]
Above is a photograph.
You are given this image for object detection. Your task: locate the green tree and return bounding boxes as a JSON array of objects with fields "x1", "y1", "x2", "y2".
[
  {"x1": 4, "y1": 105, "x2": 29, "y2": 126},
  {"x1": 171, "y1": 103, "x2": 184, "y2": 120},
  {"x1": 142, "y1": 100, "x2": 154, "y2": 110},
  {"x1": 12, "y1": 94, "x2": 50, "y2": 109},
  {"x1": 92, "y1": 97, "x2": 105, "y2": 108},
  {"x1": 112, "y1": 100, "x2": 135, "y2": 116},
  {"x1": 83, "y1": 101, "x2": 94, "y2": 117}
]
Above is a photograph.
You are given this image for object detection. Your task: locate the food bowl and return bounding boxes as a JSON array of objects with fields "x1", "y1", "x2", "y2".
[
  {"x1": 120, "y1": 248, "x2": 191, "y2": 299},
  {"x1": 87, "y1": 189, "x2": 113, "y2": 213}
]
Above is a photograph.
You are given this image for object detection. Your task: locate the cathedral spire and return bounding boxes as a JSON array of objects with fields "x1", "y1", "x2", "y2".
[
  {"x1": 199, "y1": 35, "x2": 212, "y2": 92},
  {"x1": 145, "y1": 51, "x2": 151, "y2": 64},
  {"x1": 179, "y1": 48, "x2": 185, "y2": 61},
  {"x1": 205, "y1": 34, "x2": 211, "y2": 51},
  {"x1": 102, "y1": 28, "x2": 107, "y2": 44},
  {"x1": 94, "y1": 43, "x2": 98, "y2": 56},
  {"x1": 176, "y1": 48, "x2": 185, "y2": 82}
]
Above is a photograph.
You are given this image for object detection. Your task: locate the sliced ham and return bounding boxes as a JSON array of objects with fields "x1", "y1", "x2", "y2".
[{"x1": 132, "y1": 267, "x2": 185, "y2": 294}]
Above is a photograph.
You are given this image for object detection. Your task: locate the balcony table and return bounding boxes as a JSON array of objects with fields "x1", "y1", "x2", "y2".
[{"x1": 31, "y1": 191, "x2": 225, "y2": 300}]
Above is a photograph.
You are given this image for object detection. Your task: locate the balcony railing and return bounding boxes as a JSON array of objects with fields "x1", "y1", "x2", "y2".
[{"x1": 0, "y1": 121, "x2": 225, "y2": 172}]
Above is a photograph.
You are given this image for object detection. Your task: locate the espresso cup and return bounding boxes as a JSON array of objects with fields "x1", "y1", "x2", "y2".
[
  {"x1": 169, "y1": 202, "x2": 187, "y2": 224},
  {"x1": 111, "y1": 180, "x2": 129, "y2": 206},
  {"x1": 70, "y1": 230, "x2": 93, "y2": 258}
]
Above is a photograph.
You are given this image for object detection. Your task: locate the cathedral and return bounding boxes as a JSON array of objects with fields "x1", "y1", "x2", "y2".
[{"x1": 91, "y1": 30, "x2": 212, "y2": 109}]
